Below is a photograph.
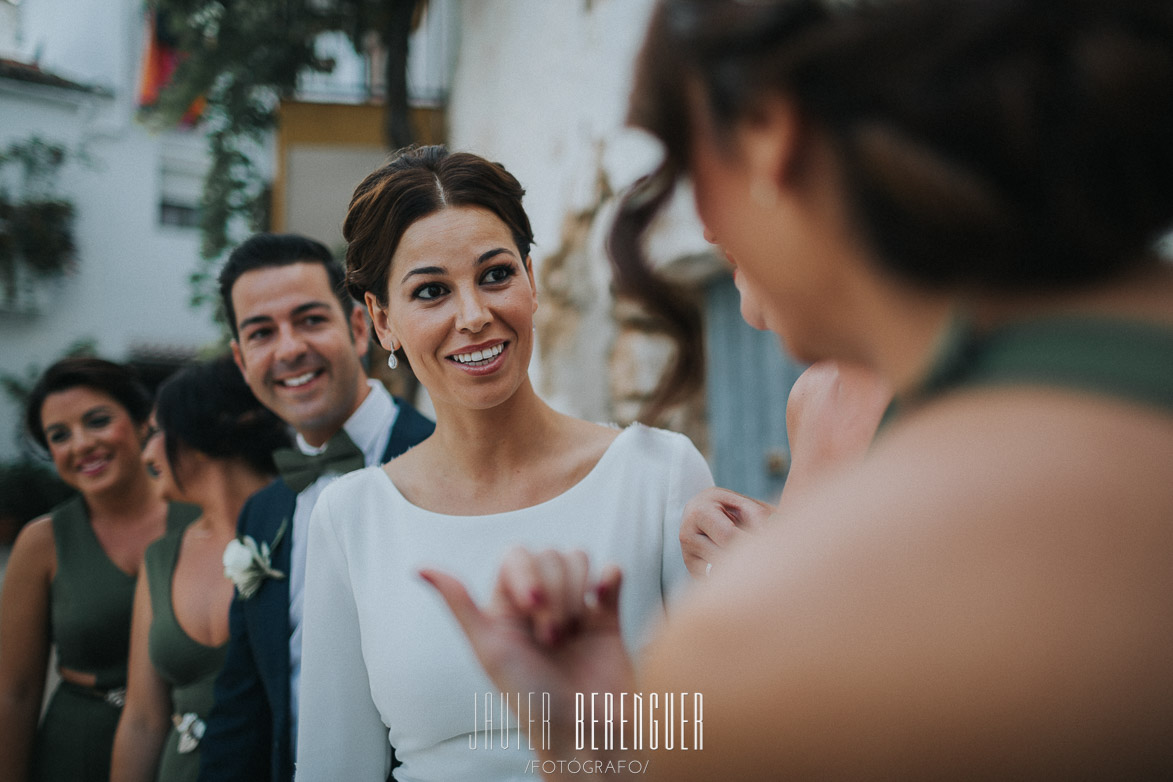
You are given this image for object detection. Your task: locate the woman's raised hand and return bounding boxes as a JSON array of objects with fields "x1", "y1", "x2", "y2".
[{"x1": 421, "y1": 548, "x2": 636, "y2": 755}]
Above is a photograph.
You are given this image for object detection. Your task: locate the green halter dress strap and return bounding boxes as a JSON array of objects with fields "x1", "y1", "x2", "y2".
[{"x1": 884, "y1": 314, "x2": 1173, "y2": 426}]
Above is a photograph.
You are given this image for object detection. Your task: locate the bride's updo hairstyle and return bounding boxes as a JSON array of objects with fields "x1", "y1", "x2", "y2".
[
  {"x1": 610, "y1": 0, "x2": 1173, "y2": 414},
  {"x1": 343, "y1": 145, "x2": 535, "y2": 306}
]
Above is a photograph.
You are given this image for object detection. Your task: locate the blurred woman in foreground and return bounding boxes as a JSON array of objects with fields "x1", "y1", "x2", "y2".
[{"x1": 426, "y1": 0, "x2": 1173, "y2": 777}]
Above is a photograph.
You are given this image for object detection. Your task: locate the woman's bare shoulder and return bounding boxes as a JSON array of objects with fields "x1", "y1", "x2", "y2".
[
  {"x1": 643, "y1": 388, "x2": 1173, "y2": 778},
  {"x1": 786, "y1": 361, "x2": 891, "y2": 461},
  {"x1": 6, "y1": 514, "x2": 57, "y2": 582},
  {"x1": 872, "y1": 386, "x2": 1173, "y2": 507}
]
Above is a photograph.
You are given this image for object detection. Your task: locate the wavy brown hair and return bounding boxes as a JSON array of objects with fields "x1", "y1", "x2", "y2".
[{"x1": 610, "y1": 0, "x2": 1173, "y2": 414}]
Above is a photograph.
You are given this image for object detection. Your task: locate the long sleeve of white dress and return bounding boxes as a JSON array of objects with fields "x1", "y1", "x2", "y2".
[{"x1": 296, "y1": 486, "x2": 392, "y2": 781}]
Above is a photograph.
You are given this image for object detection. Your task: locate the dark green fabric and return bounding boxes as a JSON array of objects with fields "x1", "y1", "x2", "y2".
[
  {"x1": 145, "y1": 527, "x2": 228, "y2": 782},
  {"x1": 31, "y1": 682, "x2": 122, "y2": 782},
  {"x1": 48, "y1": 498, "x2": 198, "y2": 688},
  {"x1": 36, "y1": 499, "x2": 198, "y2": 782},
  {"x1": 48, "y1": 495, "x2": 136, "y2": 689},
  {"x1": 886, "y1": 315, "x2": 1173, "y2": 425},
  {"x1": 272, "y1": 428, "x2": 365, "y2": 492}
]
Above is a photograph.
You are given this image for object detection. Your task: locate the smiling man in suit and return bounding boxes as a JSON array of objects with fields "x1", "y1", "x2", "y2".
[{"x1": 198, "y1": 234, "x2": 433, "y2": 782}]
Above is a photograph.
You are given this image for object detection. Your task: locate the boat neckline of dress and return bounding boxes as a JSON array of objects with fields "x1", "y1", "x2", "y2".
[{"x1": 373, "y1": 422, "x2": 639, "y2": 519}]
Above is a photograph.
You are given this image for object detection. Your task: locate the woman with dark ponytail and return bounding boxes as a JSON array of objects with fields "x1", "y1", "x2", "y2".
[
  {"x1": 425, "y1": 1, "x2": 1173, "y2": 778},
  {"x1": 110, "y1": 355, "x2": 289, "y2": 782}
]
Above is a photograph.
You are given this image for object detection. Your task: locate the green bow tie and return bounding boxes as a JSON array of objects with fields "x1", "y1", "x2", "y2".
[{"x1": 272, "y1": 429, "x2": 365, "y2": 492}]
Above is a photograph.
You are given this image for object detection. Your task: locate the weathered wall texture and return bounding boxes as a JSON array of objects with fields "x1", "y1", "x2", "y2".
[
  {"x1": 447, "y1": 0, "x2": 721, "y2": 447},
  {"x1": 0, "y1": 0, "x2": 221, "y2": 458}
]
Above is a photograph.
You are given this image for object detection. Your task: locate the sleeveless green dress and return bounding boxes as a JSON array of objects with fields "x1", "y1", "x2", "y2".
[
  {"x1": 885, "y1": 314, "x2": 1173, "y2": 422},
  {"x1": 32, "y1": 498, "x2": 197, "y2": 782},
  {"x1": 144, "y1": 527, "x2": 228, "y2": 782}
]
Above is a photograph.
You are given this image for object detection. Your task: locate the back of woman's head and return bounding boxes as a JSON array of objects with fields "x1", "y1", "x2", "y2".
[
  {"x1": 344, "y1": 145, "x2": 535, "y2": 305},
  {"x1": 155, "y1": 354, "x2": 290, "y2": 481},
  {"x1": 612, "y1": 0, "x2": 1173, "y2": 412},
  {"x1": 628, "y1": 0, "x2": 1173, "y2": 287},
  {"x1": 25, "y1": 357, "x2": 152, "y2": 451}
]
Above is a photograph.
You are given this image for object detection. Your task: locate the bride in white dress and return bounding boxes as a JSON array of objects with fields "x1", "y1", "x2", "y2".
[{"x1": 294, "y1": 145, "x2": 713, "y2": 782}]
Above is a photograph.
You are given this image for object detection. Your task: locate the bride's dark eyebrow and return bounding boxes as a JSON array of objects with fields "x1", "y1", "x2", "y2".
[
  {"x1": 401, "y1": 265, "x2": 445, "y2": 284},
  {"x1": 399, "y1": 248, "x2": 515, "y2": 285},
  {"x1": 475, "y1": 248, "x2": 513, "y2": 265}
]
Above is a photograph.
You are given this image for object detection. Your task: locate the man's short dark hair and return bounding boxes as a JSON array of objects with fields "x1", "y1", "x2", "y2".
[{"x1": 219, "y1": 233, "x2": 355, "y2": 338}]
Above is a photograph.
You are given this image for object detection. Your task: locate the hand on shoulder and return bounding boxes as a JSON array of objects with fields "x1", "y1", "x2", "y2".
[{"x1": 679, "y1": 487, "x2": 772, "y2": 578}]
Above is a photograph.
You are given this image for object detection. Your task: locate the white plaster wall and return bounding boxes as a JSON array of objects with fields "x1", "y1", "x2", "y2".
[
  {"x1": 447, "y1": 0, "x2": 708, "y2": 420},
  {"x1": 450, "y1": 0, "x2": 662, "y2": 248},
  {"x1": 285, "y1": 144, "x2": 391, "y2": 253},
  {"x1": 0, "y1": 0, "x2": 220, "y2": 458},
  {"x1": 17, "y1": 0, "x2": 133, "y2": 93},
  {"x1": 0, "y1": 1, "x2": 20, "y2": 56}
]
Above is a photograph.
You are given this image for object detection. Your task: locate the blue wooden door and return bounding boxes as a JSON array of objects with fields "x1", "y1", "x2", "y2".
[{"x1": 704, "y1": 274, "x2": 806, "y2": 501}]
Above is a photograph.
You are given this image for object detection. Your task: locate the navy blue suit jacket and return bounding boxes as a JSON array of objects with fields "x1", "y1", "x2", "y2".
[{"x1": 198, "y1": 399, "x2": 434, "y2": 782}]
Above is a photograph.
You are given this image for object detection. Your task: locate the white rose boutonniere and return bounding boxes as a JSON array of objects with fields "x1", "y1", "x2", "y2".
[
  {"x1": 173, "y1": 712, "x2": 206, "y2": 754},
  {"x1": 222, "y1": 517, "x2": 288, "y2": 599}
]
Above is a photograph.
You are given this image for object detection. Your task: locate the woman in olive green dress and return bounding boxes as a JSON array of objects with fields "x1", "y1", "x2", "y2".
[
  {"x1": 0, "y1": 358, "x2": 197, "y2": 782},
  {"x1": 110, "y1": 355, "x2": 289, "y2": 782}
]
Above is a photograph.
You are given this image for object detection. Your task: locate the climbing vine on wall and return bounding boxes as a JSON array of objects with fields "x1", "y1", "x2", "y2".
[
  {"x1": 143, "y1": 0, "x2": 424, "y2": 310},
  {"x1": 0, "y1": 138, "x2": 79, "y2": 306}
]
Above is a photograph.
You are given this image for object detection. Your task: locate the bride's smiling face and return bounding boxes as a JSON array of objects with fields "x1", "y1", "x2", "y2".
[{"x1": 366, "y1": 205, "x2": 539, "y2": 411}]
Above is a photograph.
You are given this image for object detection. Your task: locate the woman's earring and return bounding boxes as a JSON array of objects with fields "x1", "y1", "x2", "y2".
[{"x1": 387, "y1": 351, "x2": 398, "y2": 370}]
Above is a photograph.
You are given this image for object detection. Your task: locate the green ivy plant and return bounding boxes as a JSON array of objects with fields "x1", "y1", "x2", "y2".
[
  {"x1": 144, "y1": 0, "x2": 423, "y2": 313},
  {"x1": 0, "y1": 138, "x2": 79, "y2": 305}
]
